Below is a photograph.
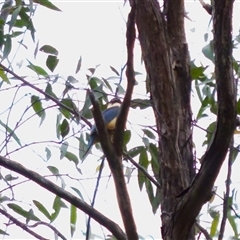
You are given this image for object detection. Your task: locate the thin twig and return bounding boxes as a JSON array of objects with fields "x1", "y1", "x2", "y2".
[
  {"x1": 218, "y1": 139, "x2": 234, "y2": 240},
  {"x1": 124, "y1": 152, "x2": 161, "y2": 189},
  {"x1": 86, "y1": 158, "x2": 105, "y2": 240},
  {"x1": 28, "y1": 221, "x2": 67, "y2": 240},
  {"x1": 199, "y1": 0, "x2": 212, "y2": 15},
  {"x1": 0, "y1": 155, "x2": 127, "y2": 240},
  {"x1": 0, "y1": 63, "x2": 91, "y2": 128},
  {"x1": 196, "y1": 222, "x2": 212, "y2": 240},
  {"x1": 0, "y1": 208, "x2": 49, "y2": 240}
]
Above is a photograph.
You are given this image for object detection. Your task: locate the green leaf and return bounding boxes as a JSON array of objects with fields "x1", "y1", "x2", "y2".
[
  {"x1": 33, "y1": 200, "x2": 51, "y2": 220},
  {"x1": 110, "y1": 66, "x2": 120, "y2": 76},
  {"x1": 210, "y1": 211, "x2": 220, "y2": 237},
  {"x1": 191, "y1": 65, "x2": 207, "y2": 80},
  {"x1": 227, "y1": 213, "x2": 238, "y2": 238},
  {"x1": 45, "y1": 147, "x2": 51, "y2": 161},
  {"x1": 75, "y1": 56, "x2": 82, "y2": 74},
  {"x1": 47, "y1": 166, "x2": 59, "y2": 175},
  {"x1": 10, "y1": 31, "x2": 24, "y2": 38},
  {"x1": 196, "y1": 97, "x2": 209, "y2": 120},
  {"x1": 33, "y1": 0, "x2": 61, "y2": 11},
  {"x1": 89, "y1": 77, "x2": 101, "y2": 89},
  {"x1": 0, "y1": 120, "x2": 22, "y2": 146},
  {"x1": 59, "y1": 98, "x2": 75, "y2": 119},
  {"x1": 31, "y1": 95, "x2": 46, "y2": 124},
  {"x1": 27, "y1": 61, "x2": 48, "y2": 77},
  {"x1": 7, "y1": 204, "x2": 40, "y2": 222},
  {"x1": 123, "y1": 130, "x2": 131, "y2": 146},
  {"x1": 0, "y1": 196, "x2": 10, "y2": 203},
  {"x1": 0, "y1": 69, "x2": 10, "y2": 84},
  {"x1": 131, "y1": 98, "x2": 151, "y2": 109},
  {"x1": 194, "y1": 80, "x2": 203, "y2": 103},
  {"x1": 202, "y1": 41, "x2": 214, "y2": 63},
  {"x1": 46, "y1": 55, "x2": 59, "y2": 72},
  {"x1": 45, "y1": 83, "x2": 57, "y2": 100},
  {"x1": 139, "y1": 149, "x2": 149, "y2": 168},
  {"x1": 143, "y1": 137, "x2": 150, "y2": 148},
  {"x1": 152, "y1": 189, "x2": 161, "y2": 214},
  {"x1": 127, "y1": 146, "x2": 145, "y2": 158},
  {"x1": 138, "y1": 149, "x2": 148, "y2": 191},
  {"x1": 67, "y1": 75, "x2": 78, "y2": 83},
  {"x1": 203, "y1": 121, "x2": 216, "y2": 147},
  {"x1": 60, "y1": 119, "x2": 69, "y2": 138},
  {"x1": 19, "y1": 7, "x2": 35, "y2": 41},
  {"x1": 102, "y1": 77, "x2": 113, "y2": 93},
  {"x1": 0, "y1": 229, "x2": 9, "y2": 236},
  {"x1": 149, "y1": 143, "x2": 159, "y2": 179},
  {"x1": 60, "y1": 141, "x2": 69, "y2": 159},
  {"x1": 9, "y1": 5, "x2": 22, "y2": 31},
  {"x1": 231, "y1": 145, "x2": 239, "y2": 164},
  {"x1": 138, "y1": 170, "x2": 145, "y2": 191},
  {"x1": 71, "y1": 187, "x2": 84, "y2": 200},
  {"x1": 70, "y1": 204, "x2": 77, "y2": 237},
  {"x1": 51, "y1": 196, "x2": 68, "y2": 222},
  {"x1": 5, "y1": 174, "x2": 18, "y2": 181},
  {"x1": 142, "y1": 129, "x2": 155, "y2": 139},
  {"x1": 3, "y1": 35, "x2": 12, "y2": 60},
  {"x1": 145, "y1": 179, "x2": 154, "y2": 204},
  {"x1": 65, "y1": 151, "x2": 79, "y2": 165},
  {"x1": 39, "y1": 45, "x2": 58, "y2": 55},
  {"x1": 54, "y1": 196, "x2": 68, "y2": 209}
]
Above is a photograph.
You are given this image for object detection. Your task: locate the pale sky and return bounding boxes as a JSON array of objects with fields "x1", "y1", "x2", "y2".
[{"x1": 1, "y1": 1, "x2": 240, "y2": 239}]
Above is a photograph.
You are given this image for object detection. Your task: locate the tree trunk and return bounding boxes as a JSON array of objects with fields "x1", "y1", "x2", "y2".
[{"x1": 133, "y1": 0, "x2": 236, "y2": 239}]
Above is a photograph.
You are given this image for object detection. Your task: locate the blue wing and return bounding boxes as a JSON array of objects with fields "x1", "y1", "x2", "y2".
[
  {"x1": 83, "y1": 106, "x2": 120, "y2": 159},
  {"x1": 89, "y1": 106, "x2": 120, "y2": 134}
]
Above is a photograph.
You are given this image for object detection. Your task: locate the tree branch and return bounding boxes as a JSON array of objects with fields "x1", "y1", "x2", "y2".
[
  {"x1": 27, "y1": 221, "x2": 67, "y2": 240},
  {"x1": 114, "y1": 2, "x2": 136, "y2": 156},
  {"x1": 199, "y1": 0, "x2": 212, "y2": 15},
  {"x1": 0, "y1": 155, "x2": 126, "y2": 240},
  {"x1": 0, "y1": 208, "x2": 49, "y2": 240},
  {"x1": 218, "y1": 140, "x2": 234, "y2": 240},
  {"x1": 87, "y1": 5, "x2": 138, "y2": 240},
  {"x1": 88, "y1": 90, "x2": 138, "y2": 240},
  {"x1": 0, "y1": 63, "x2": 91, "y2": 128},
  {"x1": 173, "y1": 1, "x2": 236, "y2": 239},
  {"x1": 124, "y1": 153, "x2": 161, "y2": 189}
]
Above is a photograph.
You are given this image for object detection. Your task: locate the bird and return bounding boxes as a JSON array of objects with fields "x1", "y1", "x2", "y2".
[{"x1": 83, "y1": 98, "x2": 122, "y2": 159}]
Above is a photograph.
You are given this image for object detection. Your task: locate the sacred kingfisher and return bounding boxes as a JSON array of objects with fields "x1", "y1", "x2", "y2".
[{"x1": 83, "y1": 98, "x2": 122, "y2": 159}]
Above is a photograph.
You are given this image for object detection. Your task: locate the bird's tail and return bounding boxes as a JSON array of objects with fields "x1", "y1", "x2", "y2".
[{"x1": 82, "y1": 136, "x2": 95, "y2": 160}]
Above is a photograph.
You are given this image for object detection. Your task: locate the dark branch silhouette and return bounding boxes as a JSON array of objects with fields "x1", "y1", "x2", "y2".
[{"x1": 0, "y1": 155, "x2": 126, "y2": 240}]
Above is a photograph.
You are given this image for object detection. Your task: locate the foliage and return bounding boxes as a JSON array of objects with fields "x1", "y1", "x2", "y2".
[{"x1": 0, "y1": 0, "x2": 239, "y2": 240}]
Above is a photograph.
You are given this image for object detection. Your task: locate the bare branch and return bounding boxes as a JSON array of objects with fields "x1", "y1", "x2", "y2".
[
  {"x1": 0, "y1": 155, "x2": 126, "y2": 240},
  {"x1": 88, "y1": 91, "x2": 138, "y2": 240},
  {"x1": 0, "y1": 208, "x2": 49, "y2": 240},
  {"x1": 0, "y1": 63, "x2": 91, "y2": 128},
  {"x1": 199, "y1": 0, "x2": 212, "y2": 15},
  {"x1": 218, "y1": 140, "x2": 234, "y2": 240},
  {"x1": 114, "y1": 3, "x2": 136, "y2": 156},
  {"x1": 86, "y1": 158, "x2": 105, "y2": 240},
  {"x1": 27, "y1": 222, "x2": 67, "y2": 240},
  {"x1": 173, "y1": 1, "x2": 236, "y2": 239},
  {"x1": 196, "y1": 222, "x2": 212, "y2": 240},
  {"x1": 124, "y1": 153, "x2": 161, "y2": 189}
]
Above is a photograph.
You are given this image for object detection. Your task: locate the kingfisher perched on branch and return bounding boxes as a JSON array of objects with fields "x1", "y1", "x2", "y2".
[{"x1": 83, "y1": 98, "x2": 122, "y2": 159}]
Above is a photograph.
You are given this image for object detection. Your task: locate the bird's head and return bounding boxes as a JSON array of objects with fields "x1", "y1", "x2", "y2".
[{"x1": 107, "y1": 98, "x2": 122, "y2": 108}]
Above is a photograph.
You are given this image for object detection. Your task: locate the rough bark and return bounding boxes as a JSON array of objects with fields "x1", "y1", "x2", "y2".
[
  {"x1": 134, "y1": 0, "x2": 236, "y2": 239},
  {"x1": 134, "y1": 0, "x2": 192, "y2": 239}
]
